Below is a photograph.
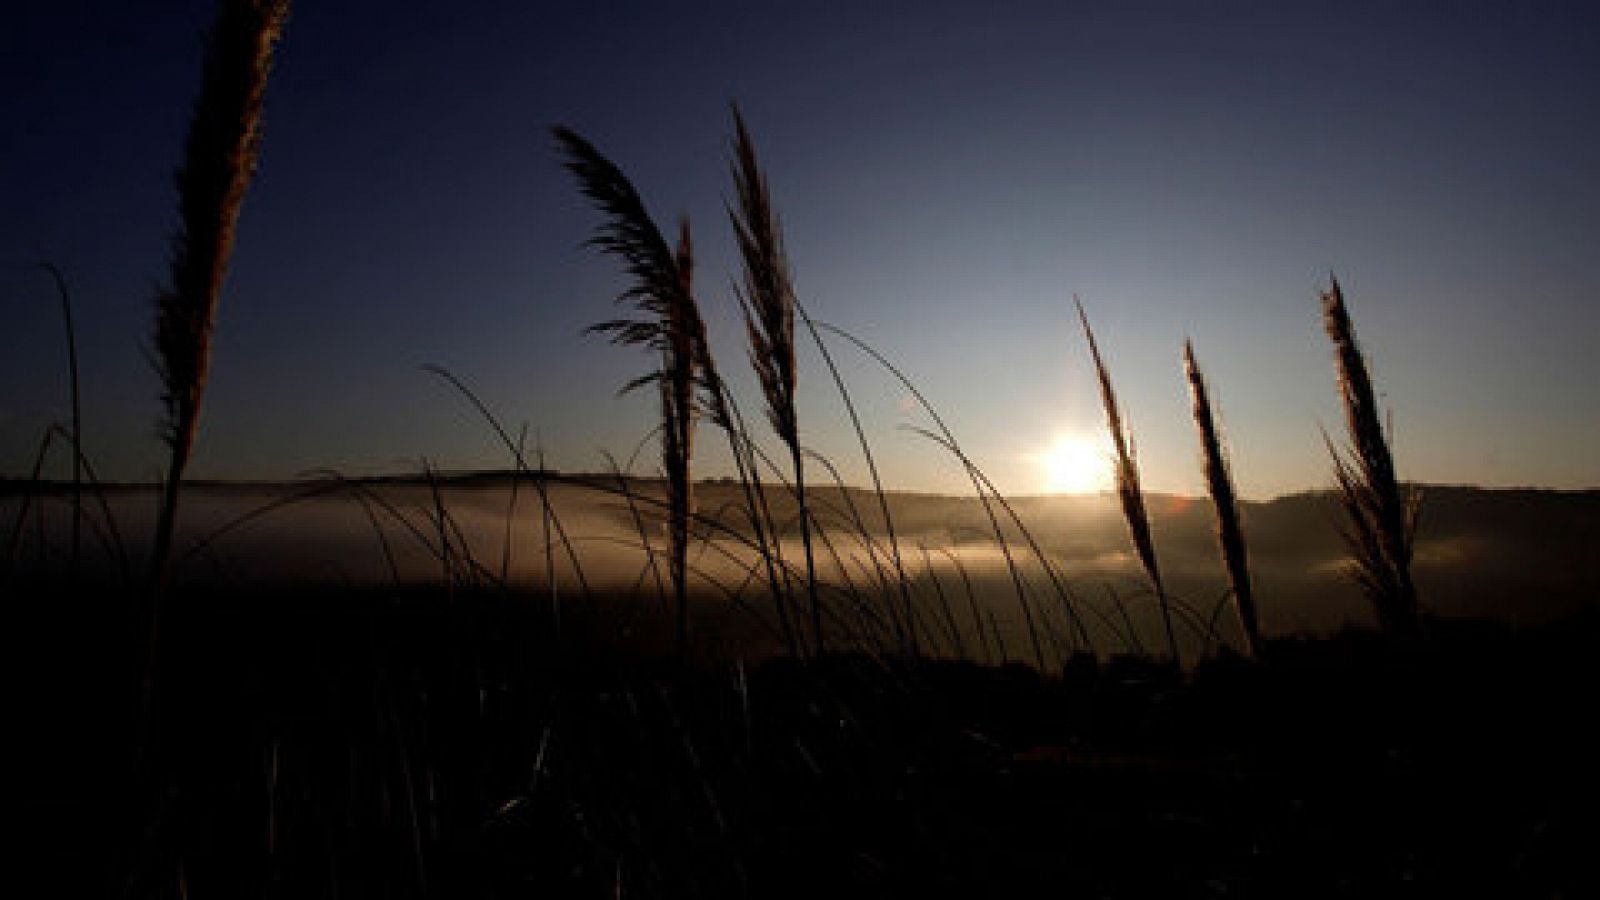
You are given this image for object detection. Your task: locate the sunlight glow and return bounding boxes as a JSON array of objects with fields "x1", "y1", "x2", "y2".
[{"x1": 1035, "y1": 434, "x2": 1112, "y2": 494}]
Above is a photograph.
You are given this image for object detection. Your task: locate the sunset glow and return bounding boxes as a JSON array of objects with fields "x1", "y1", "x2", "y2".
[{"x1": 1036, "y1": 434, "x2": 1112, "y2": 494}]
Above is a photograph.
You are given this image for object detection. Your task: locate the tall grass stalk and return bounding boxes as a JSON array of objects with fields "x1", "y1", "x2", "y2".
[
  {"x1": 662, "y1": 224, "x2": 696, "y2": 651},
  {"x1": 552, "y1": 126, "x2": 702, "y2": 653},
  {"x1": 554, "y1": 125, "x2": 798, "y2": 656},
  {"x1": 41, "y1": 263, "x2": 83, "y2": 569},
  {"x1": 728, "y1": 108, "x2": 825, "y2": 654},
  {"x1": 1320, "y1": 276, "x2": 1422, "y2": 641},
  {"x1": 1182, "y1": 339, "x2": 1261, "y2": 658},
  {"x1": 150, "y1": 0, "x2": 289, "y2": 591},
  {"x1": 1075, "y1": 297, "x2": 1179, "y2": 665}
]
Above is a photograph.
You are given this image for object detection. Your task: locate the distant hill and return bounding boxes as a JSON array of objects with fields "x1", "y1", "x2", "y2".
[{"x1": 5, "y1": 477, "x2": 1593, "y2": 633}]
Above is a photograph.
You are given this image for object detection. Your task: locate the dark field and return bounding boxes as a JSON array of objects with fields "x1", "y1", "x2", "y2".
[{"x1": 17, "y1": 574, "x2": 1598, "y2": 898}]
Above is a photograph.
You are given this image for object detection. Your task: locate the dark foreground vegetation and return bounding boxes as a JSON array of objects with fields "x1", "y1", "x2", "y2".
[
  {"x1": 19, "y1": 580, "x2": 1597, "y2": 898},
  {"x1": 13, "y1": 3, "x2": 1594, "y2": 897}
]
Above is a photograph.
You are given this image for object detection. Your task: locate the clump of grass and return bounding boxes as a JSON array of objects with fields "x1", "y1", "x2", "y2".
[
  {"x1": 554, "y1": 125, "x2": 807, "y2": 657},
  {"x1": 1320, "y1": 276, "x2": 1422, "y2": 641},
  {"x1": 1076, "y1": 297, "x2": 1179, "y2": 665},
  {"x1": 150, "y1": 0, "x2": 291, "y2": 589},
  {"x1": 1182, "y1": 339, "x2": 1261, "y2": 658},
  {"x1": 551, "y1": 126, "x2": 702, "y2": 653},
  {"x1": 727, "y1": 108, "x2": 824, "y2": 653}
]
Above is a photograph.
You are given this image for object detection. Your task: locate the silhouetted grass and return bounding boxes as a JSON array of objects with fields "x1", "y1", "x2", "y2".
[
  {"x1": 150, "y1": 0, "x2": 289, "y2": 590},
  {"x1": 1184, "y1": 339, "x2": 1261, "y2": 658},
  {"x1": 41, "y1": 263, "x2": 83, "y2": 569},
  {"x1": 1077, "y1": 297, "x2": 1180, "y2": 665},
  {"x1": 19, "y1": 573, "x2": 1598, "y2": 897},
  {"x1": 1321, "y1": 276, "x2": 1422, "y2": 641},
  {"x1": 18, "y1": 35, "x2": 1590, "y2": 893},
  {"x1": 552, "y1": 126, "x2": 703, "y2": 653},
  {"x1": 816, "y1": 322, "x2": 1053, "y2": 669},
  {"x1": 730, "y1": 107, "x2": 826, "y2": 655}
]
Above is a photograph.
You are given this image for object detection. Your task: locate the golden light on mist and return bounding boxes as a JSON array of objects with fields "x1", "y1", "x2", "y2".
[{"x1": 1035, "y1": 433, "x2": 1112, "y2": 494}]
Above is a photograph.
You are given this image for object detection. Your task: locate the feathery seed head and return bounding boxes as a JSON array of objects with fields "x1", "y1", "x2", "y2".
[{"x1": 155, "y1": 0, "x2": 291, "y2": 453}]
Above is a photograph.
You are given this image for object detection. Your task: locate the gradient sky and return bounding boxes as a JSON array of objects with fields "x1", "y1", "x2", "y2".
[{"x1": 4, "y1": 0, "x2": 1597, "y2": 499}]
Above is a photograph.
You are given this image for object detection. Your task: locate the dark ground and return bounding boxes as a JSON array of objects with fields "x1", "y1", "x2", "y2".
[{"x1": 16, "y1": 581, "x2": 1599, "y2": 898}]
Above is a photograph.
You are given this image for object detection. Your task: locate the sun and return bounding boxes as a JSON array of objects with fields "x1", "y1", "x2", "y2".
[{"x1": 1035, "y1": 434, "x2": 1112, "y2": 494}]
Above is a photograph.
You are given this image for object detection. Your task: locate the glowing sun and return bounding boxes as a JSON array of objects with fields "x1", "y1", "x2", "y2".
[{"x1": 1035, "y1": 434, "x2": 1112, "y2": 494}]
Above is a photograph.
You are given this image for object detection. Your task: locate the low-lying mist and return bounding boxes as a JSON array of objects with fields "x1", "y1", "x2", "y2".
[{"x1": 6, "y1": 478, "x2": 1594, "y2": 654}]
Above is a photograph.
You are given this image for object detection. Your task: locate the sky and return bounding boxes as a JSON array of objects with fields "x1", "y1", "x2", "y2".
[{"x1": 3, "y1": 0, "x2": 1597, "y2": 499}]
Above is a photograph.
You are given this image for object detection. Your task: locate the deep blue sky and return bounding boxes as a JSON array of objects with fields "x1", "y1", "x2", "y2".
[{"x1": 4, "y1": 0, "x2": 1597, "y2": 497}]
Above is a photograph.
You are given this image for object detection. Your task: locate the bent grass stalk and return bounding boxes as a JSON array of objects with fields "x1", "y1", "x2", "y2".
[
  {"x1": 317, "y1": 473, "x2": 402, "y2": 586},
  {"x1": 803, "y1": 449, "x2": 912, "y2": 650},
  {"x1": 736, "y1": 432, "x2": 900, "y2": 653},
  {"x1": 602, "y1": 450, "x2": 668, "y2": 606},
  {"x1": 501, "y1": 424, "x2": 528, "y2": 584},
  {"x1": 918, "y1": 543, "x2": 965, "y2": 658},
  {"x1": 816, "y1": 321, "x2": 1055, "y2": 669},
  {"x1": 421, "y1": 366, "x2": 595, "y2": 594},
  {"x1": 423, "y1": 366, "x2": 777, "y2": 580},
  {"x1": 421, "y1": 364, "x2": 849, "y2": 657},
  {"x1": 905, "y1": 426, "x2": 1104, "y2": 663},
  {"x1": 50, "y1": 425, "x2": 131, "y2": 584},
  {"x1": 421, "y1": 459, "x2": 456, "y2": 590},
  {"x1": 23, "y1": 432, "x2": 127, "y2": 580},
  {"x1": 3, "y1": 429, "x2": 57, "y2": 580},
  {"x1": 798, "y1": 327, "x2": 1107, "y2": 659},
  {"x1": 825, "y1": 329, "x2": 1107, "y2": 656},
  {"x1": 800, "y1": 304, "x2": 918, "y2": 654}
]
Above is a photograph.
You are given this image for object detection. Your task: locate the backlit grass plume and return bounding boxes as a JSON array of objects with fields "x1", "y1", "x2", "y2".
[
  {"x1": 1321, "y1": 276, "x2": 1422, "y2": 641},
  {"x1": 552, "y1": 125, "x2": 702, "y2": 653},
  {"x1": 1076, "y1": 297, "x2": 1179, "y2": 664},
  {"x1": 728, "y1": 108, "x2": 824, "y2": 652},
  {"x1": 660, "y1": 221, "x2": 697, "y2": 654},
  {"x1": 1183, "y1": 339, "x2": 1261, "y2": 658},
  {"x1": 151, "y1": 0, "x2": 290, "y2": 587}
]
